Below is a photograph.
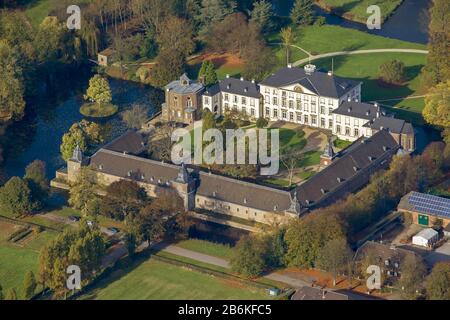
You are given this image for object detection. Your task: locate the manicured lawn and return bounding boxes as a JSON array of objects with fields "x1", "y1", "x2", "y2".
[
  {"x1": 297, "y1": 170, "x2": 316, "y2": 181},
  {"x1": 25, "y1": 0, "x2": 91, "y2": 27},
  {"x1": 0, "y1": 220, "x2": 57, "y2": 292},
  {"x1": 48, "y1": 206, "x2": 125, "y2": 229},
  {"x1": 315, "y1": 0, "x2": 403, "y2": 24},
  {"x1": 334, "y1": 138, "x2": 353, "y2": 150},
  {"x1": 81, "y1": 258, "x2": 272, "y2": 300},
  {"x1": 296, "y1": 151, "x2": 322, "y2": 168},
  {"x1": 263, "y1": 178, "x2": 292, "y2": 188},
  {"x1": 175, "y1": 239, "x2": 233, "y2": 259},
  {"x1": 382, "y1": 97, "x2": 426, "y2": 126}
]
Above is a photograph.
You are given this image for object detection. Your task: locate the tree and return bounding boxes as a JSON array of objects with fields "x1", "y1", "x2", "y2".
[
  {"x1": 198, "y1": 60, "x2": 218, "y2": 86},
  {"x1": 80, "y1": 17, "x2": 100, "y2": 57},
  {"x1": 150, "y1": 48, "x2": 186, "y2": 87},
  {"x1": 84, "y1": 74, "x2": 112, "y2": 106},
  {"x1": 379, "y1": 59, "x2": 406, "y2": 84},
  {"x1": 249, "y1": 0, "x2": 274, "y2": 34},
  {"x1": 156, "y1": 15, "x2": 195, "y2": 57},
  {"x1": 285, "y1": 213, "x2": 345, "y2": 268},
  {"x1": 0, "y1": 40, "x2": 25, "y2": 121},
  {"x1": 399, "y1": 255, "x2": 426, "y2": 299},
  {"x1": 316, "y1": 237, "x2": 353, "y2": 286},
  {"x1": 197, "y1": 0, "x2": 236, "y2": 36},
  {"x1": 69, "y1": 167, "x2": 97, "y2": 211},
  {"x1": 420, "y1": 0, "x2": 450, "y2": 86},
  {"x1": 423, "y1": 80, "x2": 450, "y2": 128},
  {"x1": 5, "y1": 288, "x2": 17, "y2": 300},
  {"x1": 291, "y1": 0, "x2": 314, "y2": 26},
  {"x1": 202, "y1": 108, "x2": 216, "y2": 131},
  {"x1": 0, "y1": 177, "x2": 35, "y2": 217},
  {"x1": 280, "y1": 27, "x2": 294, "y2": 65},
  {"x1": 124, "y1": 232, "x2": 137, "y2": 257},
  {"x1": 426, "y1": 262, "x2": 450, "y2": 300},
  {"x1": 122, "y1": 104, "x2": 149, "y2": 129},
  {"x1": 100, "y1": 180, "x2": 148, "y2": 221},
  {"x1": 24, "y1": 160, "x2": 49, "y2": 206},
  {"x1": 0, "y1": 284, "x2": 3, "y2": 300},
  {"x1": 21, "y1": 271, "x2": 37, "y2": 300},
  {"x1": 256, "y1": 117, "x2": 268, "y2": 128},
  {"x1": 231, "y1": 235, "x2": 267, "y2": 278}
]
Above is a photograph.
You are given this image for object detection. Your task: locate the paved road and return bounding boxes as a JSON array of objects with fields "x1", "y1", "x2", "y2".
[
  {"x1": 292, "y1": 48, "x2": 429, "y2": 67},
  {"x1": 153, "y1": 243, "x2": 310, "y2": 288}
]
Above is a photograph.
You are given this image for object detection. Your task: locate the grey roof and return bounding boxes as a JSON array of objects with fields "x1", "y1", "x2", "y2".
[
  {"x1": 196, "y1": 172, "x2": 293, "y2": 213},
  {"x1": 296, "y1": 130, "x2": 400, "y2": 209},
  {"x1": 103, "y1": 131, "x2": 145, "y2": 155},
  {"x1": 364, "y1": 116, "x2": 414, "y2": 135},
  {"x1": 218, "y1": 77, "x2": 261, "y2": 99},
  {"x1": 166, "y1": 74, "x2": 204, "y2": 94},
  {"x1": 398, "y1": 192, "x2": 450, "y2": 219},
  {"x1": 333, "y1": 101, "x2": 381, "y2": 120},
  {"x1": 260, "y1": 67, "x2": 360, "y2": 98},
  {"x1": 203, "y1": 83, "x2": 221, "y2": 96}
]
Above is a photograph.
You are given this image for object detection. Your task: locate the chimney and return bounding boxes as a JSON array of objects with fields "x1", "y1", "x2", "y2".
[
  {"x1": 347, "y1": 96, "x2": 352, "y2": 102},
  {"x1": 347, "y1": 107, "x2": 352, "y2": 113}
]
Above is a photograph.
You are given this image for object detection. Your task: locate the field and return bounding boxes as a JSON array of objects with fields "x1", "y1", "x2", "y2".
[
  {"x1": 174, "y1": 239, "x2": 233, "y2": 259},
  {"x1": 188, "y1": 53, "x2": 244, "y2": 80},
  {"x1": 0, "y1": 219, "x2": 58, "y2": 292},
  {"x1": 315, "y1": 0, "x2": 403, "y2": 24},
  {"x1": 81, "y1": 258, "x2": 272, "y2": 300},
  {"x1": 25, "y1": 0, "x2": 91, "y2": 27}
]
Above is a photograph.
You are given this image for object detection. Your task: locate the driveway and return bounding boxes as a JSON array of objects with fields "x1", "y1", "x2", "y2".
[{"x1": 425, "y1": 242, "x2": 450, "y2": 267}]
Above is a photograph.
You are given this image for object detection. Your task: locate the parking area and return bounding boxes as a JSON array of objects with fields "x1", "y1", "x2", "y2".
[{"x1": 425, "y1": 241, "x2": 450, "y2": 267}]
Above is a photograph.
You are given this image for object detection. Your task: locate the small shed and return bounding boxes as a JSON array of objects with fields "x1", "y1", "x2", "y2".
[
  {"x1": 97, "y1": 48, "x2": 115, "y2": 67},
  {"x1": 412, "y1": 228, "x2": 439, "y2": 248}
]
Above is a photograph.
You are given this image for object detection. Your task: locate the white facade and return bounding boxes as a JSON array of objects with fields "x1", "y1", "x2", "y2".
[{"x1": 412, "y1": 228, "x2": 439, "y2": 247}]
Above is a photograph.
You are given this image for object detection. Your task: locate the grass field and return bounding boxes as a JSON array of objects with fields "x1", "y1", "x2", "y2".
[
  {"x1": 315, "y1": 0, "x2": 403, "y2": 24},
  {"x1": 81, "y1": 258, "x2": 272, "y2": 300},
  {"x1": 0, "y1": 220, "x2": 58, "y2": 292},
  {"x1": 296, "y1": 151, "x2": 322, "y2": 168},
  {"x1": 25, "y1": 0, "x2": 90, "y2": 27},
  {"x1": 174, "y1": 239, "x2": 233, "y2": 259}
]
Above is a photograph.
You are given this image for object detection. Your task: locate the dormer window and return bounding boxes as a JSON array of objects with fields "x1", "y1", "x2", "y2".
[
  {"x1": 353, "y1": 166, "x2": 359, "y2": 172},
  {"x1": 150, "y1": 176, "x2": 154, "y2": 182},
  {"x1": 274, "y1": 205, "x2": 278, "y2": 211},
  {"x1": 368, "y1": 156, "x2": 374, "y2": 161},
  {"x1": 212, "y1": 191, "x2": 217, "y2": 197},
  {"x1": 98, "y1": 164, "x2": 104, "y2": 170}
]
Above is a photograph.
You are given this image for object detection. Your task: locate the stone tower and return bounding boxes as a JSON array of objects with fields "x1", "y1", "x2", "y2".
[
  {"x1": 67, "y1": 145, "x2": 87, "y2": 183},
  {"x1": 172, "y1": 163, "x2": 197, "y2": 211},
  {"x1": 320, "y1": 138, "x2": 336, "y2": 167}
]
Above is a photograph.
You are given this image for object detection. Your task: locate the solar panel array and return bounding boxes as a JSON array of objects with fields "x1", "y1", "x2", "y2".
[{"x1": 408, "y1": 192, "x2": 450, "y2": 218}]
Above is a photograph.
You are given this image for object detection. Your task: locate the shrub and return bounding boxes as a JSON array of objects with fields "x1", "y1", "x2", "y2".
[{"x1": 379, "y1": 59, "x2": 406, "y2": 84}]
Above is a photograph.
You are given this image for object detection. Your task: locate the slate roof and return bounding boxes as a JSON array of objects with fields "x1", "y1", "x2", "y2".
[
  {"x1": 332, "y1": 101, "x2": 381, "y2": 120},
  {"x1": 166, "y1": 74, "x2": 204, "y2": 94},
  {"x1": 103, "y1": 131, "x2": 145, "y2": 155},
  {"x1": 203, "y1": 83, "x2": 221, "y2": 96},
  {"x1": 196, "y1": 172, "x2": 293, "y2": 213},
  {"x1": 296, "y1": 130, "x2": 400, "y2": 209},
  {"x1": 219, "y1": 77, "x2": 261, "y2": 99},
  {"x1": 260, "y1": 67, "x2": 360, "y2": 98},
  {"x1": 364, "y1": 116, "x2": 415, "y2": 135}
]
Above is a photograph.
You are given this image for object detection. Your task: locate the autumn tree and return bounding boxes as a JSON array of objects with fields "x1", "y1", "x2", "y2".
[
  {"x1": 21, "y1": 271, "x2": 37, "y2": 300},
  {"x1": 0, "y1": 40, "x2": 25, "y2": 121},
  {"x1": 84, "y1": 74, "x2": 112, "y2": 106},
  {"x1": 68, "y1": 167, "x2": 97, "y2": 211},
  {"x1": 426, "y1": 262, "x2": 450, "y2": 300},
  {"x1": 379, "y1": 59, "x2": 407, "y2": 84},
  {"x1": 24, "y1": 160, "x2": 49, "y2": 207},
  {"x1": 150, "y1": 48, "x2": 186, "y2": 87},
  {"x1": 398, "y1": 255, "x2": 427, "y2": 299},
  {"x1": 316, "y1": 237, "x2": 354, "y2": 286},
  {"x1": 231, "y1": 235, "x2": 267, "y2": 278},
  {"x1": 122, "y1": 104, "x2": 149, "y2": 129},
  {"x1": 280, "y1": 27, "x2": 294, "y2": 65},
  {"x1": 423, "y1": 80, "x2": 450, "y2": 128},
  {"x1": 156, "y1": 16, "x2": 195, "y2": 57}
]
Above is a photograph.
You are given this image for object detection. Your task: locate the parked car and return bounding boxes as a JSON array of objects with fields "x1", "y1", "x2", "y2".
[{"x1": 68, "y1": 216, "x2": 81, "y2": 222}]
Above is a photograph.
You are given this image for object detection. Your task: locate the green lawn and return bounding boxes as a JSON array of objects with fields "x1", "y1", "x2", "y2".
[
  {"x1": 263, "y1": 178, "x2": 292, "y2": 188},
  {"x1": 0, "y1": 220, "x2": 58, "y2": 292},
  {"x1": 296, "y1": 151, "x2": 322, "y2": 168},
  {"x1": 80, "y1": 258, "x2": 272, "y2": 300},
  {"x1": 174, "y1": 239, "x2": 233, "y2": 259},
  {"x1": 315, "y1": 0, "x2": 403, "y2": 24},
  {"x1": 25, "y1": 0, "x2": 90, "y2": 27},
  {"x1": 334, "y1": 138, "x2": 353, "y2": 150}
]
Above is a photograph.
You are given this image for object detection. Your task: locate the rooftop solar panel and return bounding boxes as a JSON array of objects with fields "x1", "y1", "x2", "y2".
[{"x1": 408, "y1": 192, "x2": 450, "y2": 218}]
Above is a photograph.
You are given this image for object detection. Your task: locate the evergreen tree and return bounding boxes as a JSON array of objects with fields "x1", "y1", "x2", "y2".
[
  {"x1": 291, "y1": 0, "x2": 314, "y2": 26},
  {"x1": 197, "y1": 0, "x2": 236, "y2": 36},
  {"x1": 0, "y1": 176, "x2": 35, "y2": 217},
  {"x1": 24, "y1": 160, "x2": 49, "y2": 207},
  {"x1": 198, "y1": 60, "x2": 218, "y2": 86},
  {"x1": 21, "y1": 271, "x2": 37, "y2": 300},
  {"x1": 249, "y1": 0, "x2": 274, "y2": 34}
]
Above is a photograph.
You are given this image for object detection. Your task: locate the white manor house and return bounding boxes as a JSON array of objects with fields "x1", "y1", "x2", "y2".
[{"x1": 164, "y1": 64, "x2": 415, "y2": 151}]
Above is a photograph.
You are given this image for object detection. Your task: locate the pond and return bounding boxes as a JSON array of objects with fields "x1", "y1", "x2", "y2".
[
  {"x1": 273, "y1": 0, "x2": 430, "y2": 44},
  {"x1": 2, "y1": 76, "x2": 161, "y2": 180}
]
